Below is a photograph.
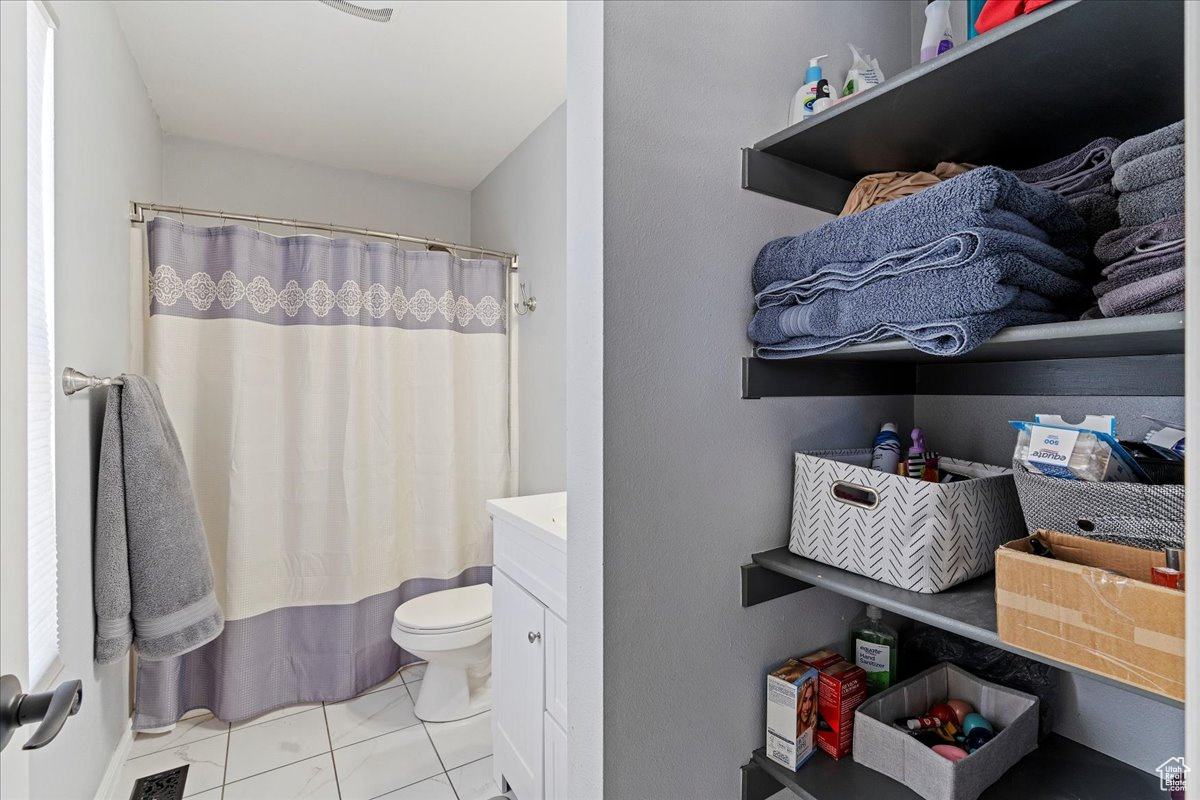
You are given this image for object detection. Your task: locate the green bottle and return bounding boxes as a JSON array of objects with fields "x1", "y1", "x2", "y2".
[{"x1": 851, "y1": 605, "x2": 898, "y2": 695}]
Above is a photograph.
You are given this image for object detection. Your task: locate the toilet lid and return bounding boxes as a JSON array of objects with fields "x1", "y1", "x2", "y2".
[{"x1": 393, "y1": 584, "x2": 492, "y2": 633}]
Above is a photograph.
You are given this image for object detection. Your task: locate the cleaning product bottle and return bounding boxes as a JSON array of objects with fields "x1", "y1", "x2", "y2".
[
  {"x1": 920, "y1": 0, "x2": 955, "y2": 63},
  {"x1": 789, "y1": 55, "x2": 829, "y2": 125},
  {"x1": 907, "y1": 427, "x2": 927, "y2": 480},
  {"x1": 851, "y1": 605, "x2": 898, "y2": 695},
  {"x1": 871, "y1": 423, "x2": 902, "y2": 474}
]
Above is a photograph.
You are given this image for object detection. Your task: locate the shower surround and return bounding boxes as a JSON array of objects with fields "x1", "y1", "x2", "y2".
[{"x1": 132, "y1": 217, "x2": 510, "y2": 728}]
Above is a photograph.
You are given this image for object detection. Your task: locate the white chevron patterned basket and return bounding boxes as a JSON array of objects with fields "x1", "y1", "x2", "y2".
[{"x1": 789, "y1": 449, "x2": 1026, "y2": 594}]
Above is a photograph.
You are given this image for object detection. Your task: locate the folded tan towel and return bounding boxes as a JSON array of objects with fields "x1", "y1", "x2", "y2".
[{"x1": 840, "y1": 162, "x2": 975, "y2": 216}]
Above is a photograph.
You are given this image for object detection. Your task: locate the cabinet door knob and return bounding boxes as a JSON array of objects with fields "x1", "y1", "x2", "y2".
[{"x1": 528, "y1": 631, "x2": 541, "y2": 643}]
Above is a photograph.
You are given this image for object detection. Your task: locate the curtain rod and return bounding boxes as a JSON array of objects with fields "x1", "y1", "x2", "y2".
[{"x1": 129, "y1": 202, "x2": 518, "y2": 268}]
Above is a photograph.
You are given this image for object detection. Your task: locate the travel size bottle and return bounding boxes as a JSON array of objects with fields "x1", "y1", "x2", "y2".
[{"x1": 851, "y1": 605, "x2": 898, "y2": 695}]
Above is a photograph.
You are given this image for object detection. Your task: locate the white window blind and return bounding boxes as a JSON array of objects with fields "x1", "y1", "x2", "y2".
[{"x1": 27, "y1": 0, "x2": 59, "y2": 689}]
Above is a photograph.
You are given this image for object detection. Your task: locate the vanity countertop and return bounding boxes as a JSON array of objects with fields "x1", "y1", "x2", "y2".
[{"x1": 487, "y1": 491, "x2": 566, "y2": 552}]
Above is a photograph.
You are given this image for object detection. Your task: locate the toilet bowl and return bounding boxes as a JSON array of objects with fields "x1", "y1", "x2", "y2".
[{"x1": 392, "y1": 583, "x2": 492, "y2": 722}]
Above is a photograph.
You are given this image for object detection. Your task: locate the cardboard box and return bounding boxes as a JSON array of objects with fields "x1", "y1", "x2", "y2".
[
  {"x1": 995, "y1": 530, "x2": 1185, "y2": 701},
  {"x1": 853, "y1": 663, "x2": 1038, "y2": 800},
  {"x1": 797, "y1": 649, "x2": 867, "y2": 759},
  {"x1": 765, "y1": 658, "x2": 820, "y2": 771}
]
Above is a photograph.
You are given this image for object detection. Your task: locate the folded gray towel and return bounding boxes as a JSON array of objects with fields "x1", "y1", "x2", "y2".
[
  {"x1": 1094, "y1": 213, "x2": 1185, "y2": 264},
  {"x1": 95, "y1": 375, "x2": 223, "y2": 664},
  {"x1": 1098, "y1": 268, "x2": 1185, "y2": 318},
  {"x1": 1099, "y1": 240, "x2": 1185, "y2": 276},
  {"x1": 1014, "y1": 137, "x2": 1120, "y2": 197},
  {"x1": 1129, "y1": 292, "x2": 1185, "y2": 315},
  {"x1": 1094, "y1": 251, "x2": 1183, "y2": 298},
  {"x1": 752, "y1": 166, "x2": 1086, "y2": 292},
  {"x1": 1112, "y1": 144, "x2": 1184, "y2": 193},
  {"x1": 1111, "y1": 120, "x2": 1184, "y2": 169},
  {"x1": 1117, "y1": 176, "x2": 1185, "y2": 227},
  {"x1": 1068, "y1": 191, "x2": 1119, "y2": 249}
]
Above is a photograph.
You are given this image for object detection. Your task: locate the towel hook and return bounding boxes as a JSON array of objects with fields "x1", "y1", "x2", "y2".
[{"x1": 514, "y1": 282, "x2": 537, "y2": 316}]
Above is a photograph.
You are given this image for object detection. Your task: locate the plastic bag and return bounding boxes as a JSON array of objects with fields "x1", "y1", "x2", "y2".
[
  {"x1": 842, "y1": 43, "x2": 885, "y2": 97},
  {"x1": 900, "y1": 626, "x2": 1059, "y2": 739}
]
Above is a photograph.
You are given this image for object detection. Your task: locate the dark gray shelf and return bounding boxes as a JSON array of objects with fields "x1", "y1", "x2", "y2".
[
  {"x1": 743, "y1": 547, "x2": 1182, "y2": 708},
  {"x1": 742, "y1": 0, "x2": 1185, "y2": 211},
  {"x1": 742, "y1": 314, "x2": 1185, "y2": 398},
  {"x1": 740, "y1": 735, "x2": 1161, "y2": 800}
]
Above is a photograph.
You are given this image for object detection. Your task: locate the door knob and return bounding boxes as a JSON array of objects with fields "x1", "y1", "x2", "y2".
[
  {"x1": 527, "y1": 631, "x2": 541, "y2": 643},
  {"x1": 0, "y1": 674, "x2": 84, "y2": 752}
]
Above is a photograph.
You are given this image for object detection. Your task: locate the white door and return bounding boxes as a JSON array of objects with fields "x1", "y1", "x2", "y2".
[
  {"x1": 0, "y1": 0, "x2": 32, "y2": 795},
  {"x1": 492, "y1": 568, "x2": 545, "y2": 800},
  {"x1": 543, "y1": 712, "x2": 568, "y2": 800}
]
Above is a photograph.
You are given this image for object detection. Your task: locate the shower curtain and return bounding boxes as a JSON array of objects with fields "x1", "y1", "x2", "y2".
[{"x1": 132, "y1": 217, "x2": 510, "y2": 728}]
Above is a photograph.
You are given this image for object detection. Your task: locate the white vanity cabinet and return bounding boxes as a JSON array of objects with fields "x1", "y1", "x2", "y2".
[{"x1": 487, "y1": 493, "x2": 568, "y2": 800}]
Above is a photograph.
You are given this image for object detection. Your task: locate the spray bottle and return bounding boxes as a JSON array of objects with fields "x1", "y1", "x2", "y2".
[
  {"x1": 789, "y1": 55, "x2": 831, "y2": 125},
  {"x1": 920, "y1": 0, "x2": 956, "y2": 62}
]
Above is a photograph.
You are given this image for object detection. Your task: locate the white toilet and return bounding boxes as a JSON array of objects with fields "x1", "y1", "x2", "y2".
[{"x1": 391, "y1": 583, "x2": 493, "y2": 722}]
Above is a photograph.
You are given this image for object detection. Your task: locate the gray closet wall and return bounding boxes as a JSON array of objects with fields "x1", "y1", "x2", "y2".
[
  {"x1": 598, "y1": 1, "x2": 1185, "y2": 795},
  {"x1": 600, "y1": 3, "x2": 913, "y2": 797}
]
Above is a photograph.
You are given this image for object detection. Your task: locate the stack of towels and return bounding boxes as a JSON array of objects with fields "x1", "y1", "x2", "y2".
[
  {"x1": 1112, "y1": 121, "x2": 1184, "y2": 228},
  {"x1": 1013, "y1": 137, "x2": 1120, "y2": 253},
  {"x1": 748, "y1": 166, "x2": 1088, "y2": 358},
  {"x1": 1083, "y1": 120, "x2": 1185, "y2": 318},
  {"x1": 1085, "y1": 213, "x2": 1184, "y2": 318}
]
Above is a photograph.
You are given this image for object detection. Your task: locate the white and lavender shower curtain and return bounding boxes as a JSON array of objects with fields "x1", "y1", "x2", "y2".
[{"x1": 132, "y1": 217, "x2": 510, "y2": 728}]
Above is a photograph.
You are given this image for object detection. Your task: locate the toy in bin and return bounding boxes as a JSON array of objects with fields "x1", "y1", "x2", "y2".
[{"x1": 894, "y1": 698, "x2": 997, "y2": 759}]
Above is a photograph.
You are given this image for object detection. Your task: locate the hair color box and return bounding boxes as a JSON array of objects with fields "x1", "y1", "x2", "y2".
[
  {"x1": 798, "y1": 649, "x2": 868, "y2": 759},
  {"x1": 765, "y1": 658, "x2": 820, "y2": 771}
]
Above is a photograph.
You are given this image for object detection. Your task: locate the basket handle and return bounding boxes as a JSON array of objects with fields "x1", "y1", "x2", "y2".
[{"x1": 830, "y1": 480, "x2": 879, "y2": 510}]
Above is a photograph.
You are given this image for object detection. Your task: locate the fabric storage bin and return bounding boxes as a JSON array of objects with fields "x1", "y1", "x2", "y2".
[
  {"x1": 789, "y1": 450, "x2": 1025, "y2": 593},
  {"x1": 853, "y1": 663, "x2": 1039, "y2": 800},
  {"x1": 1011, "y1": 463, "x2": 1185, "y2": 550}
]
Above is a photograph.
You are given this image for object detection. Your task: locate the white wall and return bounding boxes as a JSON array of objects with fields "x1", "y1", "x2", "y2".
[
  {"x1": 162, "y1": 135, "x2": 471, "y2": 243},
  {"x1": 15, "y1": 2, "x2": 164, "y2": 798},
  {"x1": 595, "y1": 3, "x2": 913, "y2": 797},
  {"x1": 471, "y1": 105, "x2": 567, "y2": 495}
]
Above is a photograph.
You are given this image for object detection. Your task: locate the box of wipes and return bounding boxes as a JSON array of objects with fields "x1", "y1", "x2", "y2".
[{"x1": 1012, "y1": 416, "x2": 1145, "y2": 482}]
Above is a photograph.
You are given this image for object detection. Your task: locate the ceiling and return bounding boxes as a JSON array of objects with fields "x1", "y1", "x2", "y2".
[{"x1": 112, "y1": 0, "x2": 566, "y2": 191}]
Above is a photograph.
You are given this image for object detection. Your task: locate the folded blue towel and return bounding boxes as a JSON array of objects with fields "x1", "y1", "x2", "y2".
[
  {"x1": 752, "y1": 167, "x2": 1086, "y2": 293},
  {"x1": 750, "y1": 253, "x2": 1076, "y2": 346},
  {"x1": 1013, "y1": 137, "x2": 1120, "y2": 198},
  {"x1": 753, "y1": 310, "x2": 1067, "y2": 359},
  {"x1": 754, "y1": 229, "x2": 1083, "y2": 308}
]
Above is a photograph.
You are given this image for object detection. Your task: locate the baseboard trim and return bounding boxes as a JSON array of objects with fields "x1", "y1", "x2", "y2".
[{"x1": 94, "y1": 717, "x2": 134, "y2": 800}]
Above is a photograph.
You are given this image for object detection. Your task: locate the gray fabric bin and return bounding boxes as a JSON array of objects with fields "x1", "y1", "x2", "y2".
[
  {"x1": 853, "y1": 663, "x2": 1039, "y2": 800},
  {"x1": 1011, "y1": 463, "x2": 1185, "y2": 550},
  {"x1": 789, "y1": 450, "x2": 1026, "y2": 593}
]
